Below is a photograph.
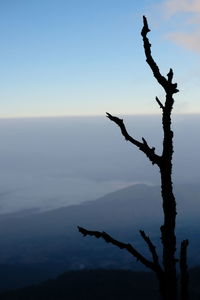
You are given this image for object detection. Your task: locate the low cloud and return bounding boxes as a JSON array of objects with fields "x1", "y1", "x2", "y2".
[
  {"x1": 167, "y1": 31, "x2": 200, "y2": 53},
  {"x1": 164, "y1": 0, "x2": 200, "y2": 15},
  {"x1": 160, "y1": 0, "x2": 200, "y2": 53}
]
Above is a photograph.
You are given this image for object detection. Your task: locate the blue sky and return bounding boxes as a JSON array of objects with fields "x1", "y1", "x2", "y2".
[{"x1": 1, "y1": 0, "x2": 200, "y2": 118}]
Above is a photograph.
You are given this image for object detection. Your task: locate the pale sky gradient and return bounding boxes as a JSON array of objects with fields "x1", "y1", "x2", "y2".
[{"x1": 1, "y1": 0, "x2": 200, "y2": 118}]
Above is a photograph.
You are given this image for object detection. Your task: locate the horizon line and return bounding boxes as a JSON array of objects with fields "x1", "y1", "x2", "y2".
[{"x1": 0, "y1": 112, "x2": 199, "y2": 121}]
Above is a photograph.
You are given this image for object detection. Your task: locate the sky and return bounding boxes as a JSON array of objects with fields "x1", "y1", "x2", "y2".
[{"x1": 1, "y1": 0, "x2": 200, "y2": 118}]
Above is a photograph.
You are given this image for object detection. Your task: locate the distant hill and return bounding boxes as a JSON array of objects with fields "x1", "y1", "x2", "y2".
[
  {"x1": 1, "y1": 183, "x2": 199, "y2": 238},
  {"x1": 0, "y1": 183, "x2": 200, "y2": 291}
]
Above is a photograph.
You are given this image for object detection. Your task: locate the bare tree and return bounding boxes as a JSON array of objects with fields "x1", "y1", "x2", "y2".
[{"x1": 78, "y1": 16, "x2": 189, "y2": 300}]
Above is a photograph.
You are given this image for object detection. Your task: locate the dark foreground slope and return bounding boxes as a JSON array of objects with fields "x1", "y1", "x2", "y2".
[
  {"x1": 1, "y1": 268, "x2": 200, "y2": 300},
  {"x1": 0, "y1": 270, "x2": 160, "y2": 300}
]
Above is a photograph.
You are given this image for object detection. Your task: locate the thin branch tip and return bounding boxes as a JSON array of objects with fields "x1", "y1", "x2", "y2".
[
  {"x1": 167, "y1": 68, "x2": 173, "y2": 82},
  {"x1": 155, "y1": 97, "x2": 164, "y2": 109},
  {"x1": 142, "y1": 137, "x2": 147, "y2": 145},
  {"x1": 78, "y1": 226, "x2": 87, "y2": 236},
  {"x1": 141, "y1": 16, "x2": 150, "y2": 36}
]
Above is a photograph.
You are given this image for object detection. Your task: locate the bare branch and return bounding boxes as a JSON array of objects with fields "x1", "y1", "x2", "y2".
[
  {"x1": 78, "y1": 226, "x2": 157, "y2": 272},
  {"x1": 140, "y1": 230, "x2": 162, "y2": 272},
  {"x1": 141, "y1": 16, "x2": 179, "y2": 95},
  {"x1": 106, "y1": 112, "x2": 161, "y2": 166},
  {"x1": 180, "y1": 239, "x2": 189, "y2": 300},
  {"x1": 155, "y1": 97, "x2": 164, "y2": 109}
]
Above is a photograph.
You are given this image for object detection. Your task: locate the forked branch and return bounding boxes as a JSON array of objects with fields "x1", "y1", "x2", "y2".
[
  {"x1": 78, "y1": 226, "x2": 159, "y2": 272},
  {"x1": 141, "y1": 16, "x2": 178, "y2": 95},
  {"x1": 140, "y1": 230, "x2": 162, "y2": 270}
]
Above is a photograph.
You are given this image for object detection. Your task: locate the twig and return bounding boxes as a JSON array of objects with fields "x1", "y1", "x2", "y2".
[{"x1": 155, "y1": 97, "x2": 164, "y2": 109}]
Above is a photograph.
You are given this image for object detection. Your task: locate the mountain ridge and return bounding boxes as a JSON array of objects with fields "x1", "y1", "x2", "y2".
[{"x1": 0, "y1": 183, "x2": 200, "y2": 290}]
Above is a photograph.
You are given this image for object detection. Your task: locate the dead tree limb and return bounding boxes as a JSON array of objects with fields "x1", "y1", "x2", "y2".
[
  {"x1": 78, "y1": 16, "x2": 189, "y2": 300},
  {"x1": 106, "y1": 112, "x2": 161, "y2": 166}
]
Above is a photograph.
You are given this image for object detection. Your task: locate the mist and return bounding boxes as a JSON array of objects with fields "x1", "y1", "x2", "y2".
[{"x1": 0, "y1": 114, "x2": 199, "y2": 214}]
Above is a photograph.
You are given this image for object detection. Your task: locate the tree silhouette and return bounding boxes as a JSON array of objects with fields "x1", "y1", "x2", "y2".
[{"x1": 78, "y1": 16, "x2": 189, "y2": 300}]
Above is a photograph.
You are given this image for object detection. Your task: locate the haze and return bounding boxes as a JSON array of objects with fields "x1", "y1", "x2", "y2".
[{"x1": 0, "y1": 114, "x2": 198, "y2": 214}]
